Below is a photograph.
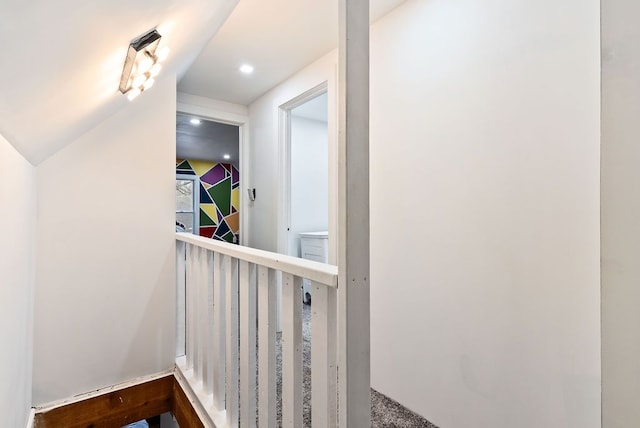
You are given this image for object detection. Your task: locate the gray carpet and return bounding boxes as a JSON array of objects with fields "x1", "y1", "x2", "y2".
[{"x1": 269, "y1": 304, "x2": 438, "y2": 427}]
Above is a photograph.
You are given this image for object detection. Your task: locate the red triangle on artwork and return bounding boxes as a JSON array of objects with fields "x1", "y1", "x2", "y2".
[{"x1": 199, "y1": 226, "x2": 216, "y2": 239}]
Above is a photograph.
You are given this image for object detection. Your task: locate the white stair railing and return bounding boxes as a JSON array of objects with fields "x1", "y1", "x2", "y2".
[{"x1": 175, "y1": 232, "x2": 338, "y2": 428}]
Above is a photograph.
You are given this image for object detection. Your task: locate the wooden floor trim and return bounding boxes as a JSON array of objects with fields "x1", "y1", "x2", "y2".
[{"x1": 33, "y1": 372, "x2": 206, "y2": 428}]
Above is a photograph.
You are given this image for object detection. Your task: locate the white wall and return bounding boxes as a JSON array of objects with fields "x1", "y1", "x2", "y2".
[
  {"x1": 0, "y1": 135, "x2": 35, "y2": 427},
  {"x1": 248, "y1": 52, "x2": 337, "y2": 254},
  {"x1": 33, "y1": 77, "x2": 177, "y2": 404},
  {"x1": 289, "y1": 116, "x2": 328, "y2": 256},
  {"x1": 369, "y1": 0, "x2": 600, "y2": 426},
  {"x1": 601, "y1": 0, "x2": 640, "y2": 426},
  {"x1": 248, "y1": 0, "x2": 601, "y2": 426}
]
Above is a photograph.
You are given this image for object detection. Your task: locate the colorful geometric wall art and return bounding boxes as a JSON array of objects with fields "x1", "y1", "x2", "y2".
[{"x1": 176, "y1": 159, "x2": 240, "y2": 243}]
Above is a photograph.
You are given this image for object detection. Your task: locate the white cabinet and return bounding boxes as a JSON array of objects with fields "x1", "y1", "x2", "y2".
[{"x1": 299, "y1": 231, "x2": 329, "y2": 304}]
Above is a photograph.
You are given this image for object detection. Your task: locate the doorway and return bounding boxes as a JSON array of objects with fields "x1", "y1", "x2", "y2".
[
  {"x1": 278, "y1": 85, "x2": 330, "y2": 305},
  {"x1": 288, "y1": 91, "x2": 329, "y2": 258},
  {"x1": 175, "y1": 113, "x2": 242, "y2": 244}
]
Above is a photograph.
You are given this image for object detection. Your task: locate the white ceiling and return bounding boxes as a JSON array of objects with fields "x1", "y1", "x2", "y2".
[
  {"x1": 178, "y1": 0, "x2": 408, "y2": 105},
  {"x1": 177, "y1": 113, "x2": 239, "y2": 163},
  {"x1": 0, "y1": 0, "x2": 238, "y2": 165},
  {"x1": 0, "y1": 0, "x2": 406, "y2": 165}
]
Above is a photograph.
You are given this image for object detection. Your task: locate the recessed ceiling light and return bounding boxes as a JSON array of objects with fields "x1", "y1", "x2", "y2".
[
  {"x1": 239, "y1": 64, "x2": 254, "y2": 74},
  {"x1": 223, "y1": 154, "x2": 231, "y2": 160},
  {"x1": 190, "y1": 118, "x2": 201, "y2": 125}
]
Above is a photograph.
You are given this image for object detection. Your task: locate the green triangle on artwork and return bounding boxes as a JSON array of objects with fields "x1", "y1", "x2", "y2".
[
  {"x1": 221, "y1": 231, "x2": 235, "y2": 243},
  {"x1": 200, "y1": 209, "x2": 216, "y2": 226},
  {"x1": 177, "y1": 160, "x2": 192, "y2": 171},
  {"x1": 208, "y1": 177, "x2": 232, "y2": 217}
]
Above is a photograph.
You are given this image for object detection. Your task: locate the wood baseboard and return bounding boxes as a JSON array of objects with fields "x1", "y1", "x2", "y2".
[{"x1": 34, "y1": 372, "x2": 204, "y2": 428}]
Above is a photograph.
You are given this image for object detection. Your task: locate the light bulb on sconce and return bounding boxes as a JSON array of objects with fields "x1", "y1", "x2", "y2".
[
  {"x1": 127, "y1": 88, "x2": 142, "y2": 101},
  {"x1": 155, "y1": 46, "x2": 170, "y2": 62},
  {"x1": 131, "y1": 75, "x2": 146, "y2": 88},
  {"x1": 142, "y1": 78, "x2": 155, "y2": 90},
  {"x1": 137, "y1": 54, "x2": 154, "y2": 74},
  {"x1": 149, "y1": 63, "x2": 162, "y2": 77}
]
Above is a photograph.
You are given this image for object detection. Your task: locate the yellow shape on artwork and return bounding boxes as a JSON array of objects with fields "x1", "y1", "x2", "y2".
[
  {"x1": 201, "y1": 204, "x2": 218, "y2": 225},
  {"x1": 232, "y1": 188, "x2": 240, "y2": 210},
  {"x1": 189, "y1": 160, "x2": 216, "y2": 177}
]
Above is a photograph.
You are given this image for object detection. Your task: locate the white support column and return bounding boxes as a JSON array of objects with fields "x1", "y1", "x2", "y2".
[
  {"x1": 176, "y1": 240, "x2": 186, "y2": 358},
  {"x1": 281, "y1": 273, "x2": 303, "y2": 428},
  {"x1": 258, "y1": 266, "x2": 277, "y2": 428},
  {"x1": 239, "y1": 261, "x2": 258, "y2": 428},
  {"x1": 312, "y1": 281, "x2": 338, "y2": 427},
  {"x1": 338, "y1": 0, "x2": 370, "y2": 426}
]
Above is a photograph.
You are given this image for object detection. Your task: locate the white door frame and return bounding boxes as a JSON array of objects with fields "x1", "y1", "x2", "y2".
[
  {"x1": 177, "y1": 97, "x2": 250, "y2": 246},
  {"x1": 277, "y1": 81, "x2": 337, "y2": 262}
]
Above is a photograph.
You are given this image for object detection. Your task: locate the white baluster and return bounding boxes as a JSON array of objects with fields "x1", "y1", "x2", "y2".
[
  {"x1": 202, "y1": 250, "x2": 215, "y2": 394},
  {"x1": 281, "y1": 273, "x2": 303, "y2": 428},
  {"x1": 312, "y1": 282, "x2": 338, "y2": 427},
  {"x1": 240, "y1": 261, "x2": 257, "y2": 427},
  {"x1": 225, "y1": 255, "x2": 240, "y2": 426},
  {"x1": 258, "y1": 266, "x2": 277, "y2": 428},
  {"x1": 194, "y1": 246, "x2": 203, "y2": 382},
  {"x1": 176, "y1": 234, "x2": 339, "y2": 427},
  {"x1": 176, "y1": 240, "x2": 186, "y2": 358},
  {"x1": 212, "y1": 251, "x2": 226, "y2": 410},
  {"x1": 186, "y1": 244, "x2": 196, "y2": 370}
]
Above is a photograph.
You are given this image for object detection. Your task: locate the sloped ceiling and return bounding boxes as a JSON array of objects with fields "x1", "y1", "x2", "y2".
[
  {"x1": 0, "y1": 0, "x2": 239, "y2": 165},
  {"x1": 178, "y1": 0, "x2": 407, "y2": 105}
]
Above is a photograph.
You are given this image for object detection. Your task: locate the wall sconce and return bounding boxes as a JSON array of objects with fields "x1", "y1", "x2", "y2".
[{"x1": 119, "y1": 29, "x2": 169, "y2": 101}]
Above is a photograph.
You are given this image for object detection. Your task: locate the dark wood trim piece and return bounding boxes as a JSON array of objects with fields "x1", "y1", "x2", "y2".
[
  {"x1": 33, "y1": 373, "x2": 207, "y2": 428},
  {"x1": 34, "y1": 375, "x2": 174, "y2": 428},
  {"x1": 172, "y1": 377, "x2": 205, "y2": 428}
]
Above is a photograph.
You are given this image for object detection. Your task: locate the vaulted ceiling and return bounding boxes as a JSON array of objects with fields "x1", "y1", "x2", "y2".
[
  {"x1": 0, "y1": 0, "x2": 406, "y2": 165},
  {"x1": 0, "y1": 0, "x2": 238, "y2": 165}
]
